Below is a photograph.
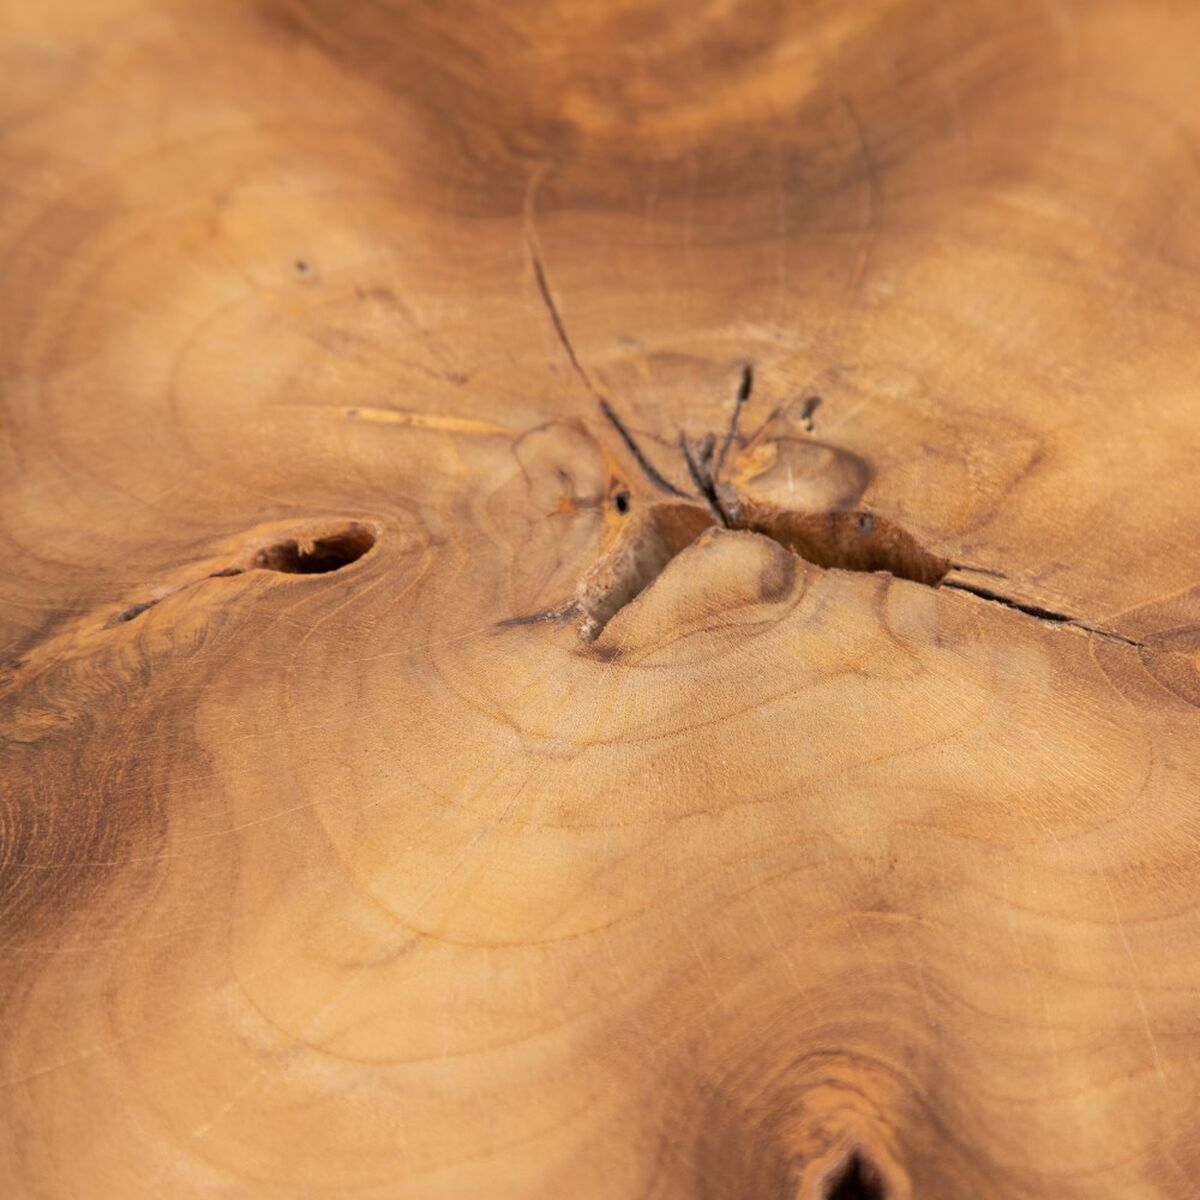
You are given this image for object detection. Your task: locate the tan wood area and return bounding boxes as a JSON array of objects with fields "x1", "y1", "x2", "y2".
[{"x1": 4, "y1": 2, "x2": 1200, "y2": 1196}]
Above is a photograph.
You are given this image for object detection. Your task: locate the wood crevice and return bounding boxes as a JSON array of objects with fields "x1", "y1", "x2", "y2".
[
  {"x1": 822, "y1": 1149, "x2": 888, "y2": 1200},
  {"x1": 941, "y1": 580, "x2": 1144, "y2": 647}
]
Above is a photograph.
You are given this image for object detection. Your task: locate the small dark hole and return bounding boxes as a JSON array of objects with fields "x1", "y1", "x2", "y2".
[
  {"x1": 254, "y1": 524, "x2": 376, "y2": 575},
  {"x1": 111, "y1": 600, "x2": 157, "y2": 625},
  {"x1": 825, "y1": 1152, "x2": 886, "y2": 1200},
  {"x1": 614, "y1": 490, "x2": 631, "y2": 515},
  {"x1": 295, "y1": 259, "x2": 309, "y2": 273}
]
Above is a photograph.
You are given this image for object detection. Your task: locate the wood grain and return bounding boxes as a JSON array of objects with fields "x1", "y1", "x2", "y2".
[{"x1": 3, "y1": 1, "x2": 1200, "y2": 1196}]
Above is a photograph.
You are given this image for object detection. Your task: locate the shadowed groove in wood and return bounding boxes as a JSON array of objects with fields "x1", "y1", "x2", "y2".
[
  {"x1": 567, "y1": 388, "x2": 954, "y2": 638},
  {"x1": 732, "y1": 500, "x2": 950, "y2": 587},
  {"x1": 570, "y1": 493, "x2": 952, "y2": 640},
  {"x1": 97, "y1": 523, "x2": 376, "y2": 629},
  {"x1": 575, "y1": 503, "x2": 716, "y2": 640},
  {"x1": 252, "y1": 523, "x2": 376, "y2": 574},
  {"x1": 824, "y1": 1151, "x2": 887, "y2": 1200}
]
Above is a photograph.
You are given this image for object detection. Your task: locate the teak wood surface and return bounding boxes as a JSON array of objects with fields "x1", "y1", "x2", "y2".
[{"x1": 3, "y1": 2, "x2": 1200, "y2": 1197}]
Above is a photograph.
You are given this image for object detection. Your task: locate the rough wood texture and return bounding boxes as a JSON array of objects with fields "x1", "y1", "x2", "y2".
[{"x1": 3, "y1": 2, "x2": 1200, "y2": 1197}]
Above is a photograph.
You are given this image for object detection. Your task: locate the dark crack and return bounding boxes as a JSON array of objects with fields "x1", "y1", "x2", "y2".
[
  {"x1": 600, "y1": 400, "x2": 692, "y2": 499},
  {"x1": 108, "y1": 599, "x2": 159, "y2": 626},
  {"x1": 680, "y1": 431, "x2": 730, "y2": 524},
  {"x1": 528, "y1": 239, "x2": 597, "y2": 399},
  {"x1": 715, "y1": 362, "x2": 753, "y2": 478},
  {"x1": 942, "y1": 580, "x2": 1144, "y2": 647},
  {"x1": 526, "y1": 234, "x2": 691, "y2": 499},
  {"x1": 509, "y1": 353, "x2": 1145, "y2": 652},
  {"x1": 824, "y1": 1150, "x2": 887, "y2": 1200}
]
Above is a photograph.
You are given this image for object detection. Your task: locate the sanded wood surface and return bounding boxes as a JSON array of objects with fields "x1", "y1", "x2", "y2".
[{"x1": 3, "y1": 2, "x2": 1200, "y2": 1197}]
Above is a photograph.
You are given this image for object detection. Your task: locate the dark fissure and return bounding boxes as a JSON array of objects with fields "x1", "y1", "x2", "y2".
[{"x1": 824, "y1": 1151, "x2": 887, "y2": 1200}]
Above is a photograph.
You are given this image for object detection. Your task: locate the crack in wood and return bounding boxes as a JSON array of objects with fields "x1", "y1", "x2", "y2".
[
  {"x1": 679, "y1": 431, "x2": 730, "y2": 525},
  {"x1": 527, "y1": 238, "x2": 598, "y2": 400},
  {"x1": 823, "y1": 1149, "x2": 887, "y2": 1200},
  {"x1": 525, "y1": 233, "x2": 691, "y2": 499},
  {"x1": 941, "y1": 580, "x2": 1144, "y2": 647},
  {"x1": 510, "y1": 331, "x2": 1145, "y2": 650},
  {"x1": 715, "y1": 362, "x2": 753, "y2": 478},
  {"x1": 600, "y1": 400, "x2": 692, "y2": 498},
  {"x1": 101, "y1": 525, "x2": 374, "y2": 630}
]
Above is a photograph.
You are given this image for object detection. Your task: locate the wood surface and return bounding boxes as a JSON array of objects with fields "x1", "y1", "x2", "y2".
[{"x1": 3, "y1": 1, "x2": 1200, "y2": 1197}]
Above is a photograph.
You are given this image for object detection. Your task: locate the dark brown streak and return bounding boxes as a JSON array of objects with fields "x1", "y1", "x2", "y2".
[
  {"x1": 679, "y1": 432, "x2": 729, "y2": 526},
  {"x1": 715, "y1": 362, "x2": 753, "y2": 480},
  {"x1": 525, "y1": 229, "x2": 691, "y2": 501},
  {"x1": 600, "y1": 400, "x2": 692, "y2": 499},
  {"x1": 799, "y1": 394, "x2": 822, "y2": 431},
  {"x1": 527, "y1": 238, "x2": 597, "y2": 398},
  {"x1": 949, "y1": 561, "x2": 1008, "y2": 579}
]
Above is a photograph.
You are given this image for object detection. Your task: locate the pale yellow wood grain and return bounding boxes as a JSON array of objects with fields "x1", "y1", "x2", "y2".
[{"x1": 3, "y1": 2, "x2": 1200, "y2": 1196}]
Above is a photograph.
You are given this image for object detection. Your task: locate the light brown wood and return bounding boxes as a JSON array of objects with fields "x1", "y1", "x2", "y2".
[{"x1": 4, "y1": 2, "x2": 1200, "y2": 1197}]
